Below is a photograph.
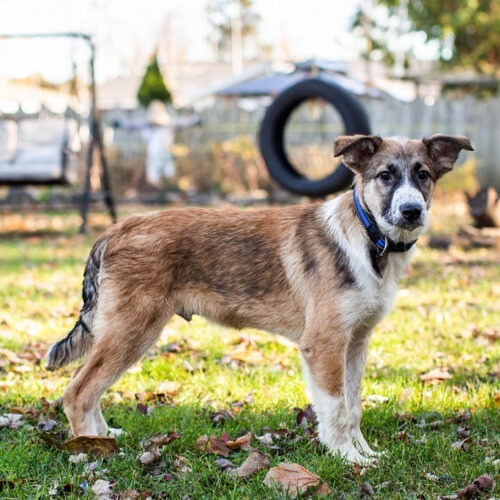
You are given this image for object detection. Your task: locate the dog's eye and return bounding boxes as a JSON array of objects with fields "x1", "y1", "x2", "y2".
[
  {"x1": 378, "y1": 171, "x2": 392, "y2": 182},
  {"x1": 417, "y1": 170, "x2": 430, "y2": 181}
]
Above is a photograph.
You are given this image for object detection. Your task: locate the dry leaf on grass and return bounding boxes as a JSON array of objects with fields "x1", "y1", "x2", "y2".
[
  {"x1": 295, "y1": 404, "x2": 317, "y2": 430},
  {"x1": 173, "y1": 455, "x2": 192, "y2": 475},
  {"x1": 139, "y1": 432, "x2": 181, "y2": 465},
  {"x1": 363, "y1": 394, "x2": 389, "y2": 404},
  {"x1": 457, "y1": 426, "x2": 471, "y2": 438},
  {"x1": 195, "y1": 435, "x2": 230, "y2": 457},
  {"x1": 452, "y1": 437, "x2": 473, "y2": 451},
  {"x1": 139, "y1": 451, "x2": 160, "y2": 465},
  {"x1": 220, "y1": 348, "x2": 264, "y2": 367},
  {"x1": 456, "y1": 474, "x2": 495, "y2": 498},
  {"x1": 92, "y1": 479, "x2": 114, "y2": 499},
  {"x1": 416, "y1": 410, "x2": 472, "y2": 429},
  {"x1": 113, "y1": 489, "x2": 152, "y2": 499},
  {"x1": 359, "y1": 481, "x2": 375, "y2": 497},
  {"x1": 420, "y1": 367, "x2": 453, "y2": 384},
  {"x1": 60, "y1": 436, "x2": 118, "y2": 456},
  {"x1": 0, "y1": 413, "x2": 24, "y2": 429},
  {"x1": 209, "y1": 409, "x2": 235, "y2": 426},
  {"x1": 156, "y1": 380, "x2": 181, "y2": 396},
  {"x1": 226, "y1": 431, "x2": 252, "y2": 451},
  {"x1": 263, "y1": 463, "x2": 331, "y2": 497},
  {"x1": 229, "y1": 451, "x2": 270, "y2": 478},
  {"x1": 215, "y1": 458, "x2": 235, "y2": 470}
]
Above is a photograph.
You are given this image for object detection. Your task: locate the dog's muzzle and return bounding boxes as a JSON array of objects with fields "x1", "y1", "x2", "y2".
[{"x1": 397, "y1": 203, "x2": 424, "y2": 229}]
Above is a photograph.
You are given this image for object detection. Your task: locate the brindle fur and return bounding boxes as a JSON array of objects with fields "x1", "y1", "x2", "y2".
[{"x1": 47, "y1": 134, "x2": 473, "y2": 464}]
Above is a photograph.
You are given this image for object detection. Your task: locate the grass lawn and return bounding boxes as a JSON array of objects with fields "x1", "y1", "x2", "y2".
[{"x1": 0, "y1": 198, "x2": 498, "y2": 499}]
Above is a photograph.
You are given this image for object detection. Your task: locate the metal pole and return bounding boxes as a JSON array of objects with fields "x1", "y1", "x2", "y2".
[{"x1": 0, "y1": 32, "x2": 116, "y2": 233}]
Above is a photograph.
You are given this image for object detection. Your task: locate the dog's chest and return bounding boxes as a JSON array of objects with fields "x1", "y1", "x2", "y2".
[{"x1": 341, "y1": 251, "x2": 407, "y2": 331}]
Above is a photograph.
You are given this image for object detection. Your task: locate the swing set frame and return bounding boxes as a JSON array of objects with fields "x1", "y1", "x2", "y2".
[{"x1": 0, "y1": 32, "x2": 116, "y2": 234}]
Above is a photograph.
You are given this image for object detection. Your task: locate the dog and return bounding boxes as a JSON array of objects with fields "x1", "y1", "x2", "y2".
[{"x1": 47, "y1": 134, "x2": 473, "y2": 464}]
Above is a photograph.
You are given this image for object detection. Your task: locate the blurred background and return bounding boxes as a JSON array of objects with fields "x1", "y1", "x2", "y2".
[{"x1": 0, "y1": 0, "x2": 498, "y2": 211}]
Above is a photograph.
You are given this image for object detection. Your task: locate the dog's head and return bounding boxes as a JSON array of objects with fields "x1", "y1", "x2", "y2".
[{"x1": 334, "y1": 134, "x2": 473, "y2": 241}]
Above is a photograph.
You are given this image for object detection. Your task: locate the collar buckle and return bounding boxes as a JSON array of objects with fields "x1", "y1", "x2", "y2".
[{"x1": 377, "y1": 237, "x2": 389, "y2": 257}]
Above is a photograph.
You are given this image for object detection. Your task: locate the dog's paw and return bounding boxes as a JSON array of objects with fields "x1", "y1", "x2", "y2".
[
  {"x1": 354, "y1": 443, "x2": 386, "y2": 459},
  {"x1": 366, "y1": 449, "x2": 386, "y2": 459},
  {"x1": 107, "y1": 428, "x2": 124, "y2": 439},
  {"x1": 329, "y1": 444, "x2": 379, "y2": 467}
]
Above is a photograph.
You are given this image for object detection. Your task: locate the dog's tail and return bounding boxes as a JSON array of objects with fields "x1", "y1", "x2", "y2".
[{"x1": 46, "y1": 234, "x2": 109, "y2": 370}]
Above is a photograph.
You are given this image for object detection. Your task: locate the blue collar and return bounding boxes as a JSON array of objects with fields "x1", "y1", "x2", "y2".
[{"x1": 353, "y1": 186, "x2": 417, "y2": 255}]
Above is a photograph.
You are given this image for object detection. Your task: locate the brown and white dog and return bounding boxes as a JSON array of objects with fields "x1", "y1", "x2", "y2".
[{"x1": 47, "y1": 134, "x2": 473, "y2": 464}]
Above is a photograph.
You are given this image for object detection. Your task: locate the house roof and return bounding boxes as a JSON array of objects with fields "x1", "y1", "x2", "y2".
[{"x1": 215, "y1": 68, "x2": 391, "y2": 99}]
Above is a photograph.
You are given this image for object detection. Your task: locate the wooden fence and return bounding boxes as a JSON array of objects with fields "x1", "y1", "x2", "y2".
[
  {"x1": 179, "y1": 95, "x2": 499, "y2": 188},
  {"x1": 106, "y1": 94, "x2": 499, "y2": 190}
]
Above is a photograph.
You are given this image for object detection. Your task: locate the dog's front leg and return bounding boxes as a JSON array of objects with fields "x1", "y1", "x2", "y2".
[
  {"x1": 345, "y1": 333, "x2": 381, "y2": 458},
  {"x1": 300, "y1": 329, "x2": 371, "y2": 465}
]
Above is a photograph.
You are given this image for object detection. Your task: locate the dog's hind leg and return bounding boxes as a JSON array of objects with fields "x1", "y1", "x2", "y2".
[{"x1": 63, "y1": 288, "x2": 172, "y2": 437}]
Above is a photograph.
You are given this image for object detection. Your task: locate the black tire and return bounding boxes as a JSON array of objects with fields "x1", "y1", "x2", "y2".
[{"x1": 258, "y1": 77, "x2": 371, "y2": 197}]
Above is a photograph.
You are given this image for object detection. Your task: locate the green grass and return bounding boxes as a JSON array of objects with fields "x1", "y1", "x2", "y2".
[{"x1": 0, "y1": 203, "x2": 498, "y2": 499}]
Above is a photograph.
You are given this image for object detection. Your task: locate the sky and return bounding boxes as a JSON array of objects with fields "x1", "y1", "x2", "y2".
[{"x1": 0, "y1": 0, "x2": 359, "y2": 83}]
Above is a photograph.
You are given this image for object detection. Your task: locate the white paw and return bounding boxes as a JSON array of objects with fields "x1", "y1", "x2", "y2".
[
  {"x1": 353, "y1": 441, "x2": 386, "y2": 458},
  {"x1": 332, "y1": 445, "x2": 378, "y2": 466},
  {"x1": 107, "y1": 427, "x2": 124, "y2": 439}
]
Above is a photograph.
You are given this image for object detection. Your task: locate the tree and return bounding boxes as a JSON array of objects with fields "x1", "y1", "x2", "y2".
[
  {"x1": 136, "y1": 54, "x2": 172, "y2": 108},
  {"x1": 353, "y1": 0, "x2": 499, "y2": 75},
  {"x1": 206, "y1": 0, "x2": 260, "y2": 63}
]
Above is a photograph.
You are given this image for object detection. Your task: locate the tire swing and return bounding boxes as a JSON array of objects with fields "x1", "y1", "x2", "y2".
[{"x1": 258, "y1": 78, "x2": 371, "y2": 197}]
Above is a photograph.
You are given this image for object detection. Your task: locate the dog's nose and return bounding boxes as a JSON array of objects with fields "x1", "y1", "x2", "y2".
[{"x1": 400, "y1": 203, "x2": 422, "y2": 222}]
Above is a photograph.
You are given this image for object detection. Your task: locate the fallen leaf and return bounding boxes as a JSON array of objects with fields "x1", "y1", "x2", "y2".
[
  {"x1": 456, "y1": 474, "x2": 495, "y2": 498},
  {"x1": 457, "y1": 426, "x2": 471, "y2": 438},
  {"x1": 295, "y1": 404, "x2": 317, "y2": 429},
  {"x1": 452, "y1": 437, "x2": 473, "y2": 451},
  {"x1": 139, "y1": 432, "x2": 181, "y2": 464},
  {"x1": 397, "y1": 388, "x2": 414, "y2": 405},
  {"x1": 215, "y1": 458, "x2": 235, "y2": 470},
  {"x1": 113, "y1": 489, "x2": 144, "y2": 499},
  {"x1": 139, "y1": 450, "x2": 160, "y2": 465},
  {"x1": 0, "y1": 413, "x2": 24, "y2": 429},
  {"x1": 420, "y1": 367, "x2": 453, "y2": 384},
  {"x1": 8, "y1": 405, "x2": 41, "y2": 419},
  {"x1": 229, "y1": 451, "x2": 270, "y2": 478},
  {"x1": 147, "y1": 432, "x2": 182, "y2": 449},
  {"x1": 393, "y1": 431, "x2": 414, "y2": 443},
  {"x1": 156, "y1": 380, "x2": 181, "y2": 396},
  {"x1": 221, "y1": 345, "x2": 264, "y2": 367},
  {"x1": 195, "y1": 435, "x2": 230, "y2": 457},
  {"x1": 92, "y1": 479, "x2": 114, "y2": 499},
  {"x1": 38, "y1": 419, "x2": 58, "y2": 432},
  {"x1": 60, "y1": 436, "x2": 118, "y2": 456},
  {"x1": 359, "y1": 482, "x2": 375, "y2": 497},
  {"x1": 173, "y1": 455, "x2": 192, "y2": 474},
  {"x1": 136, "y1": 403, "x2": 152, "y2": 416},
  {"x1": 256, "y1": 433, "x2": 274, "y2": 445},
  {"x1": 363, "y1": 394, "x2": 389, "y2": 404},
  {"x1": 263, "y1": 463, "x2": 331, "y2": 497},
  {"x1": 210, "y1": 409, "x2": 235, "y2": 426},
  {"x1": 352, "y1": 463, "x2": 369, "y2": 476},
  {"x1": 48, "y1": 480, "x2": 59, "y2": 496},
  {"x1": 226, "y1": 431, "x2": 252, "y2": 451},
  {"x1": 162, "y1": 341, "x2": 184, "y2": 353}
]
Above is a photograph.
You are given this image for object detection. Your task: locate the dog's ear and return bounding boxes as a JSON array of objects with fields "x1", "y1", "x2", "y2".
[
  {"x1": 423, "y1": 134, "x2": 474, "y2": 178},
  {"x1": 333, "y1": 135, "x2": 382, "y2": 173}
]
